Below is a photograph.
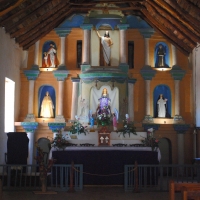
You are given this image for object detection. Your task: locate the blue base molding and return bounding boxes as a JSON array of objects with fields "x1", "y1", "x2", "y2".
[
  {"x1": 142, "y1": 123, "x2": 160, "y2": 131},
  {"x1": 173, "y1": 124, "x2": 190, "y2": 133},
  {"x1": 21, "y1": 122, "x2": 38, "y2": 132},
  {"x1": 48, "y1": 123, "x2": 66, "y2": 132}
]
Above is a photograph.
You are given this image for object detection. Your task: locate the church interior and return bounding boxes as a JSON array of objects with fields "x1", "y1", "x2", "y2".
[{"x1": 0, "y1": 0, "x2": 200, "y2": 176}]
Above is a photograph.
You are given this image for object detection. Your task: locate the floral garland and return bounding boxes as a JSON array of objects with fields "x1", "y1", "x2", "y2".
[
  {"x1": 141, "y1": 130, "x2": 159, "y2": 151},
  {"x1": 117, "y1": 118, "x2": 137, "y2": 137},
  {"x1": 50, "y1": 130, "x2": 69, "y2": 149},
  {"x1": 96, "y1": 105, "x2": 111, "y2": 126},
  {"x1": 69, "y1": 118, "x2": 88, "y2": 135}
]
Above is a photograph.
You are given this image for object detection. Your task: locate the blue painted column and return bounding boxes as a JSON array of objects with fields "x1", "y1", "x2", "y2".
[
  {"x1": 21, "y1": 122, "x2": 38, "y2": 166},
  {"x1": 23, "y1": 66, "x2": 40, "y2": 122}
]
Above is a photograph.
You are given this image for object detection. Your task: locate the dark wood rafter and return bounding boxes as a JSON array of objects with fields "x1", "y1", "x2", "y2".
[
  {"x1": 147, "y1": 0, "x2": 198, "y2": 46},
  {"x1": 20, "y1": 9, "x2": 75, "y2": 49},
  {"x1": 4, "y1": 0, "x2": 59, "y2": 33},
  {"x1": 143, "y1": 2, "x2": 195, "y2": 50},
  {"x1": 0, "y1": 0, "x2": 198, "y2": 52},
  {"x1": 10, "y1": 1, "x2": 68, "y2": 38},
  {"x1": 188, "y1": 0, "x2": 200, "y2": 8},
  {"x1": 16, "y1": 3, "x2": 71, "y2": 44},
  {"x1": 0, "y1": 0, "x2": 46, "y2": 26},
  {"x1": 140, "y1": 8, "x2": 192, "y2": 55},
  {"x1": 176, "y1": 0, "x2": 200, "y2": 21},
  {"x1": 23, "y1": 11, "x2": 75, "y2": 50},
  {"x1": 163, "y1": 0, "x2": 200, "y2": 34}
]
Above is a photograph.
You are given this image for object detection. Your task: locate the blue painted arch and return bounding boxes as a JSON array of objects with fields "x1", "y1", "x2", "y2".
[{"x1": 38, "y1": 85, "x2": 56, "y2": 118}]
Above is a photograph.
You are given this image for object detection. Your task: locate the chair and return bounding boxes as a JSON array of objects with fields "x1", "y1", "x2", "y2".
[{"x1": 37, "y1": 137, "x2": 51, "y2": 164}]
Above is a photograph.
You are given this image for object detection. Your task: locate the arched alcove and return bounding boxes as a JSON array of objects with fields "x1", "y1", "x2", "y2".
[
  {"x1": 159, "y1": 137, "x2": 172, "y2": 165},
  {"x1": 153, "y1": 84, "x2": 171, "y2": 118},
  {"x1": 154, "y1": 42, "x2": 169, "y2": 68},
  {"x1": 42, "y1": 41, "x2": 59, "y2": 68},
  {"x1": 38, "y1": 85, "x2": 56, "y2": 118}
]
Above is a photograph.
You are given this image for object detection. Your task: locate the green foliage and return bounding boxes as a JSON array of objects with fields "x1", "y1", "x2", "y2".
[
  {"x1": 141, "y1": 134, "x2": 159, "y2": 151},
  {"x1": 69, "y1": 119, "x2": 88, "y2": 135},
  {"x1": 117, "y1": 119, "x2": 137, "y2": 137},
  {"x1": 50, "y1": 131, "x2": 69, "y2": 149}
]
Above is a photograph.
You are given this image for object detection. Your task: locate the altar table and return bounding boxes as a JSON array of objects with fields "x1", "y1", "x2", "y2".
[{"x1": 50, "y1": 147, "x2": 160, "y2": 185}]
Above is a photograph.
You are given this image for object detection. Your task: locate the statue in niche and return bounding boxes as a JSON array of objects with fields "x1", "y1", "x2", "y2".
[
  {"x1": 79, "y1": 98, "x2": 88, "y2": 118},
  {"x1": 157, "y1": 94, "x2": 168, "y2": 118},
  {"x1": 44, "y1": 44, "x2": 58, "y2": 68},
  {"x1": 96, "y1": 30, "x2": 113, "y2": 66},
  {"x1": 40, "y1": 91, "x2": 54, "y2": 118},
  {"x1": 155, "y1": 44, "x2": 169, "y2": 68},
  {"x1": 42, "y1": 52, "x2": 48, "y2": 68},
  {"x1": 96, "y1": 88, "x2": 111, "y2": 117}
]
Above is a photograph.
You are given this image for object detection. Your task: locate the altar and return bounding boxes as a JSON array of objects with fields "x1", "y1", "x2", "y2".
[{"x1": 50, "y1": 146, "x2": 160, "y2": 185}]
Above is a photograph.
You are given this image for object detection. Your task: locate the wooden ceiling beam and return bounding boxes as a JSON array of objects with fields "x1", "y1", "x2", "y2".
[
  {"x1": 18, "y1": 8, "x2": 75, "y2": 48},
  {"x1": 188, "y1": 0, "x2": 200, "y2": 8},
  {"x1": 16, "y1": 4, "x2": 72, "y2": 45},
  {"x1": 147, "y1": 0, "x2": 199, "y2": 46},
  {"x1": 22, "y1": 11, "x2": 75, "y2": 50},
  {"x1": 10, "y1": 1, "x2": 68, "y2": 38},
  {"x1": 140, "y1": 8, "x2": 192, "y2": 55},
  {"x1": 157, "y1": 0, "x2": 200, "y2": 37},
  {"x1": 70, "y1": 6, "x2": 142, "y2": 11},
  {"x1": 4, "y1": 0, "x2": 60, "y2": 33},
  {"x1": 177, "y1": 0, "x2": 200, "y2": 21},
  {"x1": 0, "y1": 0, "x2": 45, "y2": 26},
  {"x1": 144, "y1": 2, "x2": 195, "y2": 50},
  {"x1": 0, "y1": 0, "x2": 24, "y2": 17}
]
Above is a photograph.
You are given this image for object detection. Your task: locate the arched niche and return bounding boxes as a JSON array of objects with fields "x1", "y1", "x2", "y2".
[
  {"x1": 38, "y1": 85, "x2": 56, "y2": 118},
  {"x1": 154, "y1": 42, "x2": 169, "y2": 68},
  {"x1": 153, "y1": 84, "x2": 171, "y2": 118},
  {"x1": 89, "y1": 85, "x2": 119, "y2": 117},
  {"x1": 41, "y1": 41, "x2": 59, "y2": 68}
]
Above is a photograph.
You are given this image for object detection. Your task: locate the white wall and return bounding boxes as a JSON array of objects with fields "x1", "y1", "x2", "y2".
[{"x1": 0, "y1": 28, "x2": 24, "y2": 164}]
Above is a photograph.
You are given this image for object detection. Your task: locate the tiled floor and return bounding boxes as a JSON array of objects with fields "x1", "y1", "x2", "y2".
[{"x1": 1, "y1": 187, "x2": 182, "y2": 200}]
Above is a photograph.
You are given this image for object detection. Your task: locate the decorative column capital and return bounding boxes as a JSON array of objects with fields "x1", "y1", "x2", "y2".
[
  {"x1": 81, "y1": 64, "x2": 91, "y2": 72},
  {"x1": 54, "y1": 28, "x2": 71, "y2": 37},
  {"x1": 23, "y1": 65, "x2": 40, "y2": 80},
  {"x1": 142, "y1": 123, "x2": 160, "y2": 131},
  {"x1": 173, "y1": 124, "x2": 190, "y2": 134},
  {"x1": 140, "y1": 65, "x2": 157, "y2": 80},
  {"x1": 117, "y1": 24, "x2": 129, "y2": 30},
  {"x1": 21, "y1": 122, "x2": 38, "y2": 133},
  {"x1": 48, "y1": 123, "x2": 66, "y2": 132},
  {"x1": 128, "y1": 78, "x2": 137, "y2": 84},
  {"x1": 139, "y1": 28, "x2": 155, "y2": 38},
  {"x1": 71, "y1": 77, "x2": 80, "y2": 83},
  {"x1": 80, "y1": 24, "x2": 93, "y2": 30},
  {"x1": 170, "y1": 65, "x2": 186, "y2": 80},
  {"x1": 53, "y1": 67, "x2": 69, "y2": 81}
]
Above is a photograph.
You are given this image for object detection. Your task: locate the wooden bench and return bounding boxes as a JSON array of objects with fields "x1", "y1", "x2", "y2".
[
  {"x1": 182, "y1": 186, "x2": 200, "y2": 200},
  {"x1": 169, "y1": 180, "x2": 200, "y2": 200}
]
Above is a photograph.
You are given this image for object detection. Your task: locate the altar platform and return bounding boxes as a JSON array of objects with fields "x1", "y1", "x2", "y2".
[{"x1": 50, "y1": 146, "x2": 160, "y2": 185}]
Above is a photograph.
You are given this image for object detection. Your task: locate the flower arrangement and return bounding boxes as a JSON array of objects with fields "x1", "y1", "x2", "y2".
[
  {"x1": 70, "y1": 117, "x2": 88, "y2": 135},
  {"x1": 96, "y1": 106, "x2": 111, "y2": 126},
  {"x1": 50, "y1": 130, "x2": 69, "y2": 149},
  {"x1": 117, "y1": 118, "x2": 137, "y2": 137},
  {"x1": 141, "y1": 129, "x2": 159, "y2": 151}
]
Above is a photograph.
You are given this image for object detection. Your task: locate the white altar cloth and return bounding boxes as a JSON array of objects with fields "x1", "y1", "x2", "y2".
[{"x1": 49, "y1": 146, "x2": 161, "y2": 162}]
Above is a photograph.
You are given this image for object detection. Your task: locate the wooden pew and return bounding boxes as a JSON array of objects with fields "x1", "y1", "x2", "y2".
[
  {"x1": 182, "y1": 186, "x2": 200, "y2": 200},
  {"x1": 169, "y1": 180, "x2": 200, "y2": 200}
]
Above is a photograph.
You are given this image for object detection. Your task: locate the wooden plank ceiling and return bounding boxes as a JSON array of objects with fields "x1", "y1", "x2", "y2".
[{"x1": 0, "y1": 0, "x2": 199, "y2": 55}]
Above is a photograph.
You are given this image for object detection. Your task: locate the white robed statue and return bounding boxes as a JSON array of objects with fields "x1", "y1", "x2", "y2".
[
  {"x1": 40, "y1": 91, "x2": 54, "y2": 118},
  {"x1": 96, "y1": 30, "x2": 113, "y2": 66}
]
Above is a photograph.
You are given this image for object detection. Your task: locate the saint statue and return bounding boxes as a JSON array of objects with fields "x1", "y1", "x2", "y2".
[
  {"x1": 155, "y1": 44, "x2": 169, "y2": 68},
  {"x1": 96, "y1": 88, "x2": 111, "y2": 116},
  {"x1": 47, "y1": 44, "x2": 59, "y2": 68},
  {"x1": 96, "y1": 30, "x2": 113, "y2": 66},
  {"x1": 40, "y1": 91, "x2": 54, "y2": 118},
  {"x1": 157, "y1": 94, "x2": 167, "y2": 118}
]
